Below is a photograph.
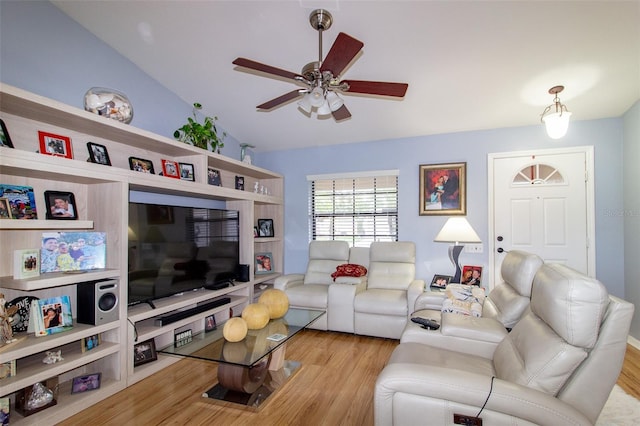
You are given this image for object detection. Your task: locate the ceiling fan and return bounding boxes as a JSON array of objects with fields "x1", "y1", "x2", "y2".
[{"x1": 232, "y1": 9, "x2": 408, "y2": 121}]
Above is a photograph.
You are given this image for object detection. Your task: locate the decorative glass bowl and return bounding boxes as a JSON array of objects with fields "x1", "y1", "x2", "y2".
[{"x1": 84, "y1": 87, "x2": 133, "y2": 124}]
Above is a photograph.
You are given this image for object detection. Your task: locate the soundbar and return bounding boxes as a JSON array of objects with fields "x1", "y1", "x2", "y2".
[{"x1": 154, "y1": 297, "x2": 231, "y2": 326}]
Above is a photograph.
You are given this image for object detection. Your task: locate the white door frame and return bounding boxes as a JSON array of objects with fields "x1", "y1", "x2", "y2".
[{"x1": 487, "y1": 145, "x2": 596, "y2": 288}]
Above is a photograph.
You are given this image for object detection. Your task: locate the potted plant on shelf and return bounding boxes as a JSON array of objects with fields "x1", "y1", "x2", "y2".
[{"x1": 174, "y1": 102, "x2": 226, "y2": 153}]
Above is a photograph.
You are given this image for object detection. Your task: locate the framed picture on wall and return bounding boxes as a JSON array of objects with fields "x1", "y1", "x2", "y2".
[{"x1": 419, "y1": 162, "x2": 466, "y2": 216}]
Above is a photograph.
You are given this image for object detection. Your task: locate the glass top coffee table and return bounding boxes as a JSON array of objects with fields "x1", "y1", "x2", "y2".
[{"x1": 159, "y1": 308, "x2": 324, "y2": 409}]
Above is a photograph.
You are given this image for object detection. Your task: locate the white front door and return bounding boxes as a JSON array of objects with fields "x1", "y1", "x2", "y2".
[{"x1": 488, "y1": 146, "x2": 595, "y2": 288}]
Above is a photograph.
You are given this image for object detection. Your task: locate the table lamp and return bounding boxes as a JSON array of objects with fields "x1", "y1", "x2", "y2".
[{"x1": 434, "y1": 217, "x2": 481, "y2": 283}]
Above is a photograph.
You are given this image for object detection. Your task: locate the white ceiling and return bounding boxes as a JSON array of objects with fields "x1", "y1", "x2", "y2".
[{"x1": 52, "y1": 1, "x2": 640, "y2": 152}]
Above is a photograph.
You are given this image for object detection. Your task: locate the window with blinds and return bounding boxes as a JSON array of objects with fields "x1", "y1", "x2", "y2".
[{"x1": 308, "y1": 172, "x2": 398, "y2": 246}]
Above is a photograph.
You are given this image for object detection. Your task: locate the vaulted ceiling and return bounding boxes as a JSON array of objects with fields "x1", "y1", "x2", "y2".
[{"x1": 53, "y1": 1, "x2": 640, "y2": 152}]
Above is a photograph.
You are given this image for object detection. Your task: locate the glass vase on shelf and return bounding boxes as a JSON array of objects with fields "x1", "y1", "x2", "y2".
[{"x1": 84, "y1": 87, "x2": 133, "y2": 124}]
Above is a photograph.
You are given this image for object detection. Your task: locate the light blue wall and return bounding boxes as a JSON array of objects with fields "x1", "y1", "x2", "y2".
[
  {"x1": 0, "y1": 0, "x2": 241, "y2": 160},
  {"x1": 258, "y1": 119, "x2": 626, "y2": 299},
  {"x1": 623, "y1": 100, "x2": 640, "y2": 338},
  {"x1": 0, "y1": 2, "x2": 630, "y2": 307}
]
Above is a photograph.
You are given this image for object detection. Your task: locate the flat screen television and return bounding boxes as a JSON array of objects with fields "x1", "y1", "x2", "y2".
[{"x1": 128, "y1": 202, "x2": 240, "y2": 306}]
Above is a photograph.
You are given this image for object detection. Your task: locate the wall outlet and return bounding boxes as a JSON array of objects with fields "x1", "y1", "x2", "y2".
[{"x1": 464, "y1": 243, "x2": 483, "y2": 253}]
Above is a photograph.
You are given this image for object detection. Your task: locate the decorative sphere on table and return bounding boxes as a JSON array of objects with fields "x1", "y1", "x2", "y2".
[
  {"x1": 258, "y1": 289, "x2": 289, "y2": 319},
  {"x1": 241, "y1": 303, "x2": 270, "y2": 330},
  {"x1": 222, "y1": 317, "x2": 248, "y2": 342}
]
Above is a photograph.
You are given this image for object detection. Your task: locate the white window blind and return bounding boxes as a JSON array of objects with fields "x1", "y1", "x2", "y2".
[{"x1": 308, "y1": 172, "x2": 399, "y2": 246}]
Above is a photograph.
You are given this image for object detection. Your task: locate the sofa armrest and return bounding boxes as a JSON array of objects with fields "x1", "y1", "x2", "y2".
[
  {"x1": 441, "y1": 314, "x2": 508, "y2": 343},
  {"x1": 328, "y1": 279, "x2": 367, "y2": 333},
  {"x1": 375, "y1": 363, "x2": 591, "y2": 426},
  {"x1": 274, "y1": 273, "x2": 305, "y2": 291},
  {"x1": 414, "y1": 291, "x2": 448, "y2": 311},
  {"x1": 407, "y1": 279, "x2": 425, "y2": 314}
]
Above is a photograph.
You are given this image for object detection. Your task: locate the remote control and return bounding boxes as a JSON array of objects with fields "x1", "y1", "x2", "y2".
[{"x1": 411, "y1": 316, "x2": 440, "y2": 330}]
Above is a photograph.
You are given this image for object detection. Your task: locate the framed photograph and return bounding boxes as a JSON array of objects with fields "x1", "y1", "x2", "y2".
[
  {"x1": 0, "y1": 197, "x2": 12, "y2": 218},
  {"x1": 40, "y1": 231, "x2": 106, "y2": 273},
  {"x1": 461, "y1": 265, "x2": 483, "y2": 286},
  {"x1": 38, "y1": 131, "x2": 73, "y2": 159},
  {"x1": 128, "y1": 156, "x2": 155, "y2": 174},
  {"x1": 44, "y1": 191, "x2": 77, "y2": 220},
  {"x1": 235, "y1": 175, "x2": 244, "y2": 190},
  {"x1": 0, "y1": 360, "x2": 16, "y2": 380},
  {"x1": 0, "y1": 118, "x2": 14, "y2": 148},
  {"x1": 0, "y1": 184, "x2": 37, "y2": 219},
  {"x1": 71, "y1": 372, "x2": 101, "y2": 394},
  {"x1": 205, "y1": 315, "x2": 217, "y2": 332},
  {"x1": 134, "y1": 339, "x2": 157, "y2": 367},
  {"x1": 146, "y1": 204, "x2": 174, "y2": 224},
  {"x1": 86, "y1": 142, "x2": 111, "y2": 166},
  {"x1": 430, "y1": 274, "x2": 452, "y2": 289},
  {"x1": 13, "y1": 249, "x2": 40, "y2": 279},
  {"x1": 28, "y1": 295, "x2": 73, "y2": 337},
  {"x1": 179, "y1": 162, "x2": 195, "y2": 181},
  {"x1": 81, "y1": 334, "x2": 101, "y2": 352},
  {"x1": 255, "y1": 252, "x2": 273, "y2": 275},
  {"x1": 161, "y1": 159, "x2": 180, "y2": 179},
  {"x1": 208, "y1": 167, "x2": 222, "y2": 186},
  {"x1": 257, "y1": 218, "x2": 274, "y2": 237},
  {"x1": 253, "y1": 226, "x2": 259, "y2": 238},
  {"x1": 419, "y1": 162, "x2": 466, "y2": 215}
]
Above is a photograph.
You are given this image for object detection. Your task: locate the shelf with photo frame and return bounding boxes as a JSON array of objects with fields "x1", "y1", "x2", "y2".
[{"x1": 1, "y1": 83, "x2": 283, "y2": 421}]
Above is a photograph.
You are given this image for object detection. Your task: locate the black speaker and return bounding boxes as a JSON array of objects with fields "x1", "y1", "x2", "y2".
[
  {"x1": 238, "y1": 264, "x2": 250, "y2": 282},
  {"x1": 77, "y1": 279, "x2": 119, "y2": 325}
]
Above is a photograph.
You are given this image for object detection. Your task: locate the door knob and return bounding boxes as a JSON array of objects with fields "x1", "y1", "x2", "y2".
[{"x1": 497, "y1": 248, "x2": 504, "y2": 253}]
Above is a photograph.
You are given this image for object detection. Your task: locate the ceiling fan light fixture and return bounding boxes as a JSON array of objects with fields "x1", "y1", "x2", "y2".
[
  {"x1": 541, "y1": 85, "x2": 571, "y2": 139},
  {"x1": 297, "y1": 93, "x2": 313, "y2": 113},
  {"x1": 309, "y1": 87, "x2": 325, "y2": 107},
  {"x1": 326, "y1": 91, "x2": 344, "y2": 111}
]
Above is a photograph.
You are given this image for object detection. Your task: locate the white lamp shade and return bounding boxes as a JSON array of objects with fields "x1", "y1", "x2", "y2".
[
  {"x1": 309, "y1": 87, "x2": 325, "y2": 107},
  {"x1": 297, "y1": 94, "x2": 313, "y2": 113},
  {"x1": 317, "y1": 100, "x2": 332, "y2": 116},
  {"x1": 326, "y1": 91, "x2": 344, "y2": 111},
  {"x1": 434, "y1": 217, "x2": 481, "y2": 244},
  {"x1": 542, "y1": 111, "x2": 572, "y2": 139}
]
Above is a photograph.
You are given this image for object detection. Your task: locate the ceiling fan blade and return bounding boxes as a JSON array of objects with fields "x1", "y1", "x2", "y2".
[
  {"x1": 320, "y1": 32, "x2": 364, "y2": 76},
  {"x1": 342, "y1": 80, "x2": 408, "y2": 98},
  {"x1": 257, "y1": 90, "x2": 303, "y2": 110},
  {"x1": 233, "y1": 57, "x2": 303, "y2": 81},
  {"x1": 332, "y1": 104, "x2": 351, "y2": 121}
]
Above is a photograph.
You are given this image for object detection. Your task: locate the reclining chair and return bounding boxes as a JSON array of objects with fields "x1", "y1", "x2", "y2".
[
  {"x1": 401, "y1": 250, "x2": 543, "y2": 358},
  {"x1": 375, "y1": 263, "x2": 634, "y2": 425}
]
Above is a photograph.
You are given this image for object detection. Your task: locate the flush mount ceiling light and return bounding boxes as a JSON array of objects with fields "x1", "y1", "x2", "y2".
[{"x1": 540, "y1": 85, "x2": 572, "y2": 139}]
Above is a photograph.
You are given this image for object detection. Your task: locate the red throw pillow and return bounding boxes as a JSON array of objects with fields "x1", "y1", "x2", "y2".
[{"x1": 331, "y1": 264, "x2": 368, "y2": 281}]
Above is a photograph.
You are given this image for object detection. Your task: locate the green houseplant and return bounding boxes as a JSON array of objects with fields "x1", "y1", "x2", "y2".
[{"x1": 174, "y1": 102, "x2": 226, "y2": 152}]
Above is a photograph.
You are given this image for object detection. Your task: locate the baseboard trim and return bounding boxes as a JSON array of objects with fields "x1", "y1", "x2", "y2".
[{"x1": 628, "y1": 335, "x2": 640, "y2": 349}]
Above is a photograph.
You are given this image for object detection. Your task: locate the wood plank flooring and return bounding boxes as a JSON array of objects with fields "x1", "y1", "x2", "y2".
[{"x1": 58, "y1": 331, "x2": 639, "y2": 425}]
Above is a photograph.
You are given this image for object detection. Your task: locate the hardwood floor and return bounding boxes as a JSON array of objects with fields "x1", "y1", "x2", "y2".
[{"x1": 58, "y1": 332, "x2": 639, "y2": 425}]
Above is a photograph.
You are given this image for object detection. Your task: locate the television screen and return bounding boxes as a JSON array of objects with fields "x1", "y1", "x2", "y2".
[{"x1": 128, "y1": 202, "x2": 239, "y2": 306}]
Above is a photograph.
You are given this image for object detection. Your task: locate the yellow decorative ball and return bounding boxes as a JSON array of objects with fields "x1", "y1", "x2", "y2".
[
  {"x1": 258, "y1": 288, "x2": 290, "y2": 319},
  {"x1": 223, "y1": 317, "x2": 248, "y2": 342},
  {"x1": 242, "y1": 303, "x2": 271, "y2": 330}
]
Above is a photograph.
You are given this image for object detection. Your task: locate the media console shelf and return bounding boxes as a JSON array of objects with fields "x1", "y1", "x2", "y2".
[{"x1": 0, "y1": 83, "x2": 284, "y2": 423}]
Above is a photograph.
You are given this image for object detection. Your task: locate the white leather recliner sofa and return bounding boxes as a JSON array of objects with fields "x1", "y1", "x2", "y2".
[
  {"x1": 401, "y1": 250, "x2": 543, "y2": 358},
  {"x1": 375, "y1": 263, "x2": 634, "y2": 425},
  {"x1": 354, "y1": 241, "x2": 424, "y2": 339},
  {"x1": 274, "y1": 241, "x2": 368, "y2": 331}
]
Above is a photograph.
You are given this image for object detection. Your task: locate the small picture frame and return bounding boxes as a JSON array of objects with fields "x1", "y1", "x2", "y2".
[
  {"x1": 161, "y1": 159, "x2": 180, "y2": 179},
  {"x1": 0, "y1": 197, "x2": 12, "y2": 218},
  {"x1": 133, "y1": 339, "x2": 157, "y2": 367},
  {"x1": 174, "y1": 329, "x2": 193, "y2": 348},
  {"x1": 208, "y1": 167, "x2": 222, "y2": 186},
  {"x1": 0, "y1": 118, "x2": 14, "y2": 148},
  {"x1": 430, "y1": 274, "x2": 452, "y2": 289},
  {"x1": 255, "y1": 252, "x2": 273, "y2": 275},
  {"x1": 13, "y1": 249, "x2": 40, "y2": 279},
  {"x1": 253, "y1": 226, "x2": 259, "y2": 238},
  {"x1": 205, "y1": 315, "x2": 217, "y2": 332},
  {"x1": 86, "y1": 142, "x2": 111, "y2": 166},
  {"x1": 179, "y1": 162, "x2": 195, "y2": 181},
  {"x1": 71, "y1": 372, "x2": 101, "y2": 394},
  {"x1": 128, "y1": 156, "x2": 155, "y2": 174},
  {"x1": 44, "y1": 191, "x2": 77, "y2": 220},
  {"x1": 257, "y1": 219, "x2": 274, "y2": 237},
  {"x1": 235, "y1": 175, "x2": 244, "y2": 190},
  {"x1": 461, "y1": 265, "x2": 483, "y2": 286},
  {"x1": 38, "y1": 131, "x2": 73, "y2": 159},
  {"x1": 81, "y1": 334, "x2": 101, "y2": 352}
]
